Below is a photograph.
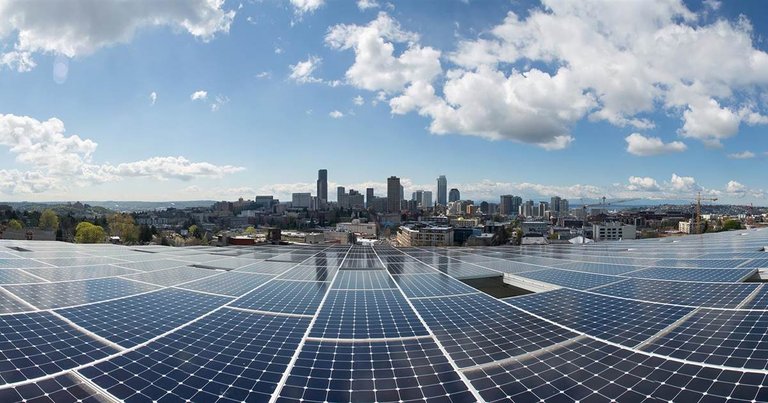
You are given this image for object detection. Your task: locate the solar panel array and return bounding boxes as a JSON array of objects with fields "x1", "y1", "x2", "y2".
[{"x1": 1, "y1": 228, "x2": 768, "y2": 401}]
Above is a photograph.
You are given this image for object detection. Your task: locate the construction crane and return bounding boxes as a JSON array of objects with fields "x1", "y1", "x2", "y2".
[
  {"x1": 580, "y1": 197, "x2": 639, "y2": 218},
  {"x1": 692, "y1": 192, "x2": 718, "y2": 234}
]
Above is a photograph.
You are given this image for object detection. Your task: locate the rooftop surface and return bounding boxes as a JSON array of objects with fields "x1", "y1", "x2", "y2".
[{"x1": 1, "y1": 230, "x2": 768, "y2": 402}]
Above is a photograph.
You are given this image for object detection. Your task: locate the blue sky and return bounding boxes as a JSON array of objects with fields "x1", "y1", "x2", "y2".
[{"x1": 0, "y1": 0, "x2": 766, "y2": 204}]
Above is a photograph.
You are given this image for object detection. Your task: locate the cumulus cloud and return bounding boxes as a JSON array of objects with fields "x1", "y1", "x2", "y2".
[
  {"x1": 353, "y1": 95, "x2": 365, "y2": 106},
  {"x1": 726, "y1": 180, "x2": 746, "y2": 194},
  {"x1": 627, "y1": 176, "x2": 661, "y2": 192},
  {"x1": 290, "y1": 0, "x2": 324, "y2": 15},
  {"x1": 190, "y1": 90, "x2": 208, "y2": 101},
  {"x1": 668, "y1": 173, "x2": 700, "y2": 193},
  {"x1": 329, "y1": 110, "x2": 344, "y2": 119},
  {"x1": 329, "y1": 2, "x2": 768, "y2": 149},
  {"x1": 289, "y1": 55, "x2": 323, "y2": 84},
  {"x1": 0, "y1": 0, "x2": 235, "y2": 68},
  {"x1": 0, "y1": 114, "x2": 243, "y2": 194},
  {"x1": 357, "y1": 0, "x2": 379, "y2": 10},
  {"x1": 625, "y1": 133, "x2": 687, "y2": 156},
  {"x1": 727, "y1": 151, "x2": 756, "y2": 159},
  {"x1": 149, "y1": 91, "x2": 157, "y2": 105},
  {"x1": 326, "y1": 12, "x2": 441, "y2": 93}
]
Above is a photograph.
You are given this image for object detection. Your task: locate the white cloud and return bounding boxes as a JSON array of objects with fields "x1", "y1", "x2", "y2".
[
  {"x1": 625, "y1": 133, "x2": 687, "y2": 156},
  {"x1": 0, "y1": 51, "x2": 36, "y2": 72},
  {"x1": 255, "y1": 71, "x2": 271, "y2": 79},
  {"x1": 329, "y1": 110, "x2": 344, "y2": 119},
  {"x1": 290, "y1": 0, "x2": 324, "y2": 15},
  {"x1": 0, "y1": 114, "x2": 243, "y2": 194},
  {"x1": 357, "y1": 0, "x2": 380, "y2": 11},
  {"x1": 332, "y1": 2, "x2": 768, "y2": 148},
  {"x1": 627, "y1": 176, "x2": 661, "y2": 192},
  {"x1": 191, "y1": 90, "x2": 208, "y2": 101},
  {"x1": 149, "y1": 91, "x2": 157, "y2": 105},
  {"x1": 0, "y1": 0, "x2": 235, "y2": 67},
  {"x1": 326, "y1": 12, "x2": 441, "y2": 93},
  {"x1": 210, "y1": 95, "x2": 229, "y2": 112},
  {"x1": 289, "y1": 55, "x2": 323, "y2": 84},
  {"x1": 726, "y1": 180, "x2": 746, "y2": 194},
  {"x1": 668, "y1": 173, "x2": 700, "y2": 193},
  {"x1": 727, "y1": 151, "x2": 756, "y2": 159}
]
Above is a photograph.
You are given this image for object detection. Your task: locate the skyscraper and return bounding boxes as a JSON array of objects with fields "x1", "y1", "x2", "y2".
[
  {"x1": 337, "y1": 186, "x2": 345, "y2": 208},
  {"x1": 317, "y1": 169, "x2": 328, "y2": 201},
  {"x1": 551, "y1": 196, "x2": 561, "y2": 214},
  {"x1": 500, "y1": 195, "x2": 513, "y2": 216},
  {"x1": 422, "y1": 191, "x2": 433, "y2": 208},
  {"x1": 449, "y1": 188, "x2": 460, "y2": 202},
  {"x1": 366, "y1": 188, "x2": 374, "y2": 208},
  {"x1": 437, "y1": 175, "x2": 447, "y2": 206},
  {"x1": 387, "y1": 176, "x2": 401, "y2": 213}
]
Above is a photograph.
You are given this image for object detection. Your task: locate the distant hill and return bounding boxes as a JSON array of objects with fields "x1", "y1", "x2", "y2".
[{"x1": 0, "y1": 200, "x2": 216, "y2": 212}]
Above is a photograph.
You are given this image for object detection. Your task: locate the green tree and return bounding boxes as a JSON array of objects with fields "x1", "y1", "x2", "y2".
[
  {"x1": 722, "y1": 219, "x2": 742, "y2": 231},
  {"x1": 7, "y1": 219, "x2": 23, "y2": 230},
  {"x1": 244, "y1": 226, "x2": 257, "y2": 236},
  {"x1": 491, "y1": 227, "x2": 509, "y2": 246},
  {"x1": 138, "y1": 224, "x2": 153, "y2": 244},
  {"x1": 75, "y1": 222, "x2": 106, "y2": 243},
  {"x1": 188, "y1": 224, "x2": 202, "y2": 239},
  {"x1": 39, "y1": 209, "x2": 59, "y2": 231},
  {"x1": 107, "y1": 214, "x2": 139, "y2": 243}
]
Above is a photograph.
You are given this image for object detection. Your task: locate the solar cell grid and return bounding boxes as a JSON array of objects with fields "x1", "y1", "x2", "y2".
[
  {"x1": 0, "y1": 311, "x2": 117, "y2": 384},
  {"x1": 309, "y1": 289, "x2": 428, "y2": 340},
  {"x1": 550, "y1": 261, "x2": 643, "y2": 275},
  {"x1": 0, "y1": 269, "x2": 46, "y2": 284},
  {"x1": 643, "y1": 308, "x2": 768, "y2": 369},
  {"x1": 23, "y1": 264, "x2": 138, "y2": 282},
  {"x1": 0, "y1": 258, "x2": 53, "y2": 269},
  {"x1": 277, "y1": 265, "x2": 336, "y2": 282},
  {"x1": 624, "y1": 267, "x2": 756, "y2": 282},
  {"x1": 120, "y1": 266, "x2": 215, "y2": 286},
  {"x1": 465, "y1": 338, "x2": 768, "y2": 402},
  {"x1": 80, "y1": 310, "x2": 310, "y2": 402},
  {"x1": 412, "y1": 293, "x2": 578, "y2": 368},
  {"x1": 0, "y1": 287, "x2": 36, "y2": 313},
  {"x1": 517, "y1": 268, "x2": 622, "y2": 290},
  {"x1": 506, "y1": 288, "x2": 694, "y2": 347},
  {"x1": 34, "y1": 257, "x2": 127, "y2": 267},
  {"x1": 384, "y1": 261, "x2": 438, "y2": 275},
  {"x1": 331, "y1": 270, "x2": 395, "y2": 290},
  {"x1": 178, "y1": 271, "x2": 275, "y2": 297},
  {"x1": 393, "y1": 273, "x2": 477, "y2": 298},
  {"x1": 0, "y1": 373, "x2": 107, "y2": 403},
  {"x1": 58, "y1": 288, "x2": 232, "y2": 348},
  {"x1": 232, "y1": 280, "x2": 328, "y2": 316},
  {"x1": 651, "y1": 258, "x2": 748, "y2": 268},
  {"x1": 111, "y1": 259, "x2": 188, "y2": 272},
  {"x1": 592, "y1": 278, "x2": 759, "y2": 309},
  {"x1": 432, "y1": 262, "x2": 501, "y2": 279},
  {"x1": 4, "y1": 277, "x2": 161, "y2": 309},
  {"x1": 277, "y1": 339, "x2": 476, "y2": 402}
]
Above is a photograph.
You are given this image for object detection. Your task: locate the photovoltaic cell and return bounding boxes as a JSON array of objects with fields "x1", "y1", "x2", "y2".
[
  {"x1": 0, "y1": 311, "x2": 116, "y2": 383},
  {"x1": 80, "y1": 310, "x2": 309, "y2": 402},
  {"x1": 179, "y1": 271, "x2": 274, "y2": 297},
  {"x1": 4, "y1": 277, "x2": 161, "y2": 309},
  {"x1": 623, "y1": 267, "x2": 756, "y2": 282},
  {"x1": 231, "y1": 280, "x2": 328, "y2": 316},
  {"x1": 120, "y1": 266, "x2": 216, "y2": 286},
  {"x1": 331, "y1": 270, "x2": 396, "y2": 290},
  {"x1": 277, "y1": 339, "x2": 476, "y2": 402},
  {"x1": 309, "y1": 290, "x2": 428, "y2": 340},
  {"x1": 593, "y1": 278, "x2": 758, "y2": 309},
  {"x1": 506, "y1": 288, "x2": 694, "y2": 347},
  {"x1": 0, "y1": 373, "x2": 108, "y2": 403},
  {"x1": 23, "y1": 264, "x2": 138, "y2": 282},
  {"x1": 517, "y1": 268, "x2": 622, "y2": 290},
  {"x1": 393, "y1": 273, "x2": 477, "y2": 298},
  {"x1": 58, "y1": 288, "x2": 232, "y2": 348},
  {"x1": 412, "y1": 293, "x2": 578, "y2": 368},
  {"x1": 643, "y1": 309, "x2": 768, "y2": 369}
]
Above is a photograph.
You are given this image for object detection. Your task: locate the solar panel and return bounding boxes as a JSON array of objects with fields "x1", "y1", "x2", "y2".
[
  {"x1": 2, "y1": 229, "x2": 768, "y2": 401},
  {"x1": 278, "y1": 339, "x2": 477, "y2": 402}
]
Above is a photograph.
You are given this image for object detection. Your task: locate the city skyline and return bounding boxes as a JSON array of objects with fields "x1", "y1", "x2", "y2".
[{"x1": 0, "y1": 0, "x2": 767, "y2": 204}]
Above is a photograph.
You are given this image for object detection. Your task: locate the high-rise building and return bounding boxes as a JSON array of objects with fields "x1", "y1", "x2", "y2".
[
  {"x1": 337, "y1": 186, "x2": 348, "y2": 209},
  {"x1": 412, "y1": 190, "x2": 424, "y2": 204},
  {"x1": 422, "y1": 191, "x2": 433, "y2": 208},
  {"x1": 399, "y1": 185, "x2": 404, "y2": 203},
  {"x1": 500, "y1": 195, "x2": 514, "y2": 216},
  {"x1": 348, "y1": 189, "x2": 365, "y2": 210},
  {"x1": 292, "y1": 193, "x2": 311, "y2": 208},
  {"x1": 317, "y1": 169, "x2": 328, "y2": 202},
  {"x1": 366, "y1": 188, "x2": 374, "y2": 208},
  {"x1": 387, "y1": 176, "x2": 401, "y2": 213},
  {"x1": 559, "y1": 199, "x2": 570, "y2": 214},
  {"x1": 551, "y1": 196, "x2": 561, "y2": 213},
  {"x1": 437, "y1": 175, "x2": 447, "y2": 206},
  {"x1": 449, "y1": 188, "x2": 460, "y2": 202}
]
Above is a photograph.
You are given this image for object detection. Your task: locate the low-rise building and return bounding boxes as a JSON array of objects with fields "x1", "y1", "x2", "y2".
[
  {"x1": 396, "y1": 225, "x2": 454, "y2": 247},
  {"x1": 592, "y1": 222, "x2": 637, "y2": 241}
]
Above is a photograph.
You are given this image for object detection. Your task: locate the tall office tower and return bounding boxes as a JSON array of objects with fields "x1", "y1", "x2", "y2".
[
  {"x1": 317, "y1": 169, "x2": 328, "y2": 201},
  {"x1": 449, "y1": 188, "x2": 460, "y2": 202},
  {"x1": 437, "y1": 175, "x2": 447, "y2": 206},
  {"x1": 512, "y1": 196, "x2": 523, "y2": 216},
  {"x1": 559, "y1": 199, "x2": 570, "y2": 214},
  {"x1": 399, "y1": 185, "x2": 404, "y2": 202},
  {"x1": 412, "y1": 190, "x2": 424, "y2": 204},
  {"x1": 337, "y1": 186, "x2": 345, "y2": 204},
  {"x1": 422, "y1": 191, "x2": 433, "y2": 208},
  {"x1": 387, "y1": 176, "x2": 401, "y2": 213},
  {"x1": 480, "y1": 201, "x2": 489, "y2": 215},
  {"x1": 551, "y1": 196, "x2": 561, "y2": 214},
  {"x1": 366, "y1": 188, "x2": 374, "y2": 208},
  {"x1": 500, "y1": 195, "x2": 514, "y2": 216},
  {"x1": 538, "y1": 201, "x2": 549, "y2": 217}
]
